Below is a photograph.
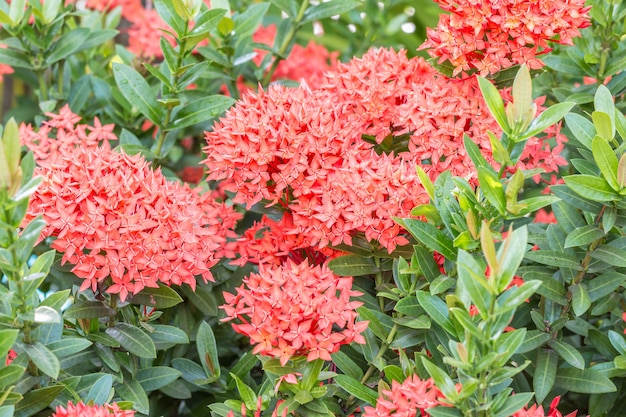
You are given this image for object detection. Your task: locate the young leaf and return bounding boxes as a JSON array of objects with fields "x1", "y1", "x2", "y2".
[
  {"x1": 416, "y1": 165, "x2": 435, "y2": 200},
  {"x1": 594, "y1": 85, "x2": 616, "y2": 138},
  {"x1": 521, "y1": 102, "x2": 575, "y2": 140},
  {"x1": 457, "y1": 250, "x2": 492, "y2": 319},
  {"x1": 477, "y1": 76, "x2": 509, "y2": 134},
  {"x1": 592, "y1": 135, "x2": 619, "y2": 190},
  {"x1": 478, "y1": 166, "x2": 506, "y2": 215},
  {"x1": 592, "y1": 111, "x2": 614, "y2": 140}
]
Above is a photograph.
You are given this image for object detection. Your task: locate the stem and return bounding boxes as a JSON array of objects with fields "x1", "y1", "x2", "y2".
[
  {"x1": 261, "y1": 0, "x2": 309, "y2": 86},
  {"x1": 36, "y1": 70, "x2": 48, "y2": 101}
]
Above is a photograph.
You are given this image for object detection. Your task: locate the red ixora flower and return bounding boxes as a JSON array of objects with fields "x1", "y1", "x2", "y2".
[
  {"x1": 221, "y1": 259, "x2": 368, "y2": 365},
  {"x1": 23, "y1": 109, "x2": 240, "y2": 302},
  {"x1": 421, "y1": 0, "x2": 591, "y2": 76},
  {"x1": 514, "y1": 395, "x2": 582, "y2": 417},
  {"x1": 52, "y1": 401, "x2": 135, "y2": 417},
  {"x1": 362, "y1": 375, "x2": 444, "y2": 417}
]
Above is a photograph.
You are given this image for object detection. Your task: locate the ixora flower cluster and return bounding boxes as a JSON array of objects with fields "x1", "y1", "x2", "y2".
[
  {"x1": 362, "y1": 376, "x2": 444, "y2": 417},
  {"x1": 421, "y1": 0, "x2": 591, "y2": 76},
  {"x1": 52, "y1": 401, "x2": 135, "y2": 417},
  {"x1": 22, "y1": 107, "x2": 241, "y2": 301},
  {"x1": 204, "y1": 47, "x2": 567, "y2": 256},
  {"x1": 221, "y1": 259, "x2": 368, "y2": 365}
]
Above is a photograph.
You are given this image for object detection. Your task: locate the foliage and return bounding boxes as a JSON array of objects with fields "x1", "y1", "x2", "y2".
[{"x1": 0, "y1": 0, "x2": 626, "y2": 417}]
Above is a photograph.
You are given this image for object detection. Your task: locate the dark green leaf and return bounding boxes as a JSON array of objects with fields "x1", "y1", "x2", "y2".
[
  {"x1": 22, "y1": 342, "x2": 60, "y2": 378},
  {"x1": 417, "y1": 291, "x2": 456, "y2": 336},
  {"x1": 116, "y1": 380, "x2": 149, "y2": 415},
  {"x1": 170, "y1": 95, "x2": 235, "y2": 129},
  {"x1": 564, "y1": 225, "x2": 605, "y2": 248},
  {"x1": 128, "y1": 284, "x2": 183, "y2": 309},
  {"x1": 137, "y1": 366, "x2": 182, "y2": 392},
  {"x1": 47, "y1": 338, "x2": 92, "y2": 358},
  {"x1": 328, "y1": 255, "x2": 378, "y2": 276},
  {"x1": 524, "y1": 250, "x2": 582, "y2": 270},
  {"x1": 588, "y1": 272, "x2": 626, "y2": 302},
  {"x1": 14, "y1": 385, "x2": 64, "y2": 417},
  {"x1": 554, "y1": 368, "x2": 617, "y2": 394},
  {"x1": 86, "y1": 374, "x2": 113, "y2": 405},
  {"x1": 494, "y1": 392, "x2": 534, "y2": 417},
  {"x1": 591, "y1": 245, "x2": 626, "y2": 267},
  {"x1": 357, "y1": 307, "x2": 393, "y2": 341},
  {"x1": 334, "y1": 374, "x2": 378, "y2": 405},
  {"x1": 570, "y1": 284, "x2": 591, "y2": 316},
  {"x1": 197, "y1": 321, "x2": 220, "y2": 381},
  {"x1": 106, "y1": 323, "x2": 156, "y2": 358},
  {"x1": 64, "y1": 300, "x2": 116, "y2": 319},
  {"x1": 233, "y1": 3, "x2": 269, "y2": 37},
  {"x1": 548, "y1": 339, "x2": 585, "y2": 369},
  {"x1": 0, "y1": 47, "x2": 32, "y2": 69},
  {"x1": 565, "y1": 113, "x2": 594, "y2": 150},
  {"x1": 534, "y1": 348, "x2": 557, "y2": 403},
  {"x1": 401, "y1": 219, "x2": 456, "y2": 261}
]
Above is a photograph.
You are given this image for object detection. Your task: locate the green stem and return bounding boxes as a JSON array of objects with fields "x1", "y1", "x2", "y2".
[
  {"x1": 36, "y1": 70, "x2": 48, "y2": 101},
  {"x1": 261, "y1": 0, "x2": 310, "y2": 86}
]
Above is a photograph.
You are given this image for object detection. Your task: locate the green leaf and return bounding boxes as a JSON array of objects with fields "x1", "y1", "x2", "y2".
[
  {"x1": 149, "y1": 324, "x2": 189, "y2": 350},
  {"x1": 494, "y1": 392, "x2": 534, "y2": 417},
  {"x1": 0, "y1": 48, "x2": 32, "y2": 69},
  {"x1": 154, "y1": 0, "x2": 186, "y2": 36},
  {"x1": 357, "y1": 307, "x2": 393, "y2": 341},
  {"x1": 417, "y1": 291, "x2": 456, "y2": 336},
  {"x1": 64, "y1": 300, "x2": 116, "y2": 319},
  {"x1": 22, "y1": 342, "x2": 60, "y2": 378},
  {"x1": 171, "y1": 95, "x2": 235, "y2": 129},
  {"x1": 172, "y1": 357, "x2": 210, "y2": 385},
  {"x1": 334, "y1": 374, "x2": 378, "y2": 405},
  {"x1": 592, "y1": 135, "x2": 619, "y2": 190},
  {"x1": 518, "y1": 330, "x2": 552, "y2": 353},
  {"x1": 522, "y1": 102, "x2": 575, "y2": 139},
  {"x1": 233, "y1": 3, "x2": 269, "y2": 37},
  {"x1": 113, "y1": 63, "x2": 163, "y2": 125},
  {"x1": 47, "y1": 338, "x2": 92, "y2": 358},
  {"x1": 80, "y1": 29, "x2": 119, "y2": 52},
  {"x1": 495, "y1": 280, "x2": 542, "y2": 313},
  {"x1": 608, "y1": 330, "x2": 626, "y2": 356},
  {"x1": 564, "y1": 225, "x2": 605, "y2": 248},
  {"x1": 262, "y1": 359, "x2": 299, "y2": 376},
  {"x1": 302, "y1": 0, "x2": 360, "y2": 23},
  {"x1": 464, "y1": 134, "x2": 494, "y2": 173},
  {"x1": 588, "y1": 272, "x2": 626, "y2": 302},
  {"x1": 594, "y1": 85, "x2": 615, "y2": 138},
  {"x1": 478, "y1": 166, "x2": 506, "y2": 214},
  {"x1": 477, "y1": 76, "x2": 509, "y2": 133},
  {"x1": 116, "y1": 380, "x2": 149, "y2": 415},
  {"x1": 197, "y1": 321, "x2": 220, "y2": 381},
  {"x1": 570, "y1": 284, "x2": 591, "y2": 316},
  {"x1": 86, "y1": 374, "x2": 113, "y2": 405},
  {"x1": 534, "y1": 348, "x2": 557, "y2": 403},
  {"x1": 328, "y1": 255, "x2": 379, "y2": 276},
  {"x1": 548, "y1": 339, "x2": 585, "y2": 369},
  {"x1": 524, "y1": 250, "x2": 582, "y2": 270},
  {"x1": 106, "y1": 323, "x2": 156, "y2": 358},
  {"x1": 428, "y1": 407, "x2": 463, "y2": 417},
  {"x1": 46, "y1": 28, "x2": 91, "y2": 64},
  {"x1": 189, "y1": 9, "x2": 227, "y2": 37},
  {"x1": 0, "y1": 365, "x2": 24, "y2": 387},
  {"x1": 593, "y1": 111, "x2": 614, "y2": 141},
  {"x1": 401, "y1": 219, "x2": 456, "y2": 261},
  {"x1": 137, "y1": 366, "x2": 182, "y2": 392},
  {"x1": 269, "y1": 0, "x2": 297, "y2": 17},
  {"x1": 230, "y1": 373, "x2": 257, "y2": 409},
  {"x1": 128, "y1": 284, "x2": 183, "y2": 309},
  {"x1": 554, "y1": 368, "x2": 617, "y2": 394},
  {"x1": 457, "y1": 250, "x2": 492, "y2": 319},
  {"x1": 590, "y1": 245, "x2": 626, "y2": 267},
  {"x1": 497, "y1": 328, "x2": 527, "y2": 362},
  {"x1": 421, "y1": 358, "x2": 458, "y2": 401},
  {"x1": 14, "y1": 385, "x2": 64, "y2": 417},
  {"x1": 416, "y1": 166, "x2": 435, "y2": 200},
  {"x1": 496, "y1": 225, "x2": 528, "y2": 290},
  {"x1": 0, "y1": 329, "x2": 18, "y2": 358},
  {"x1": 565, "y1": 113, "x2": 594, "y2": 150}
]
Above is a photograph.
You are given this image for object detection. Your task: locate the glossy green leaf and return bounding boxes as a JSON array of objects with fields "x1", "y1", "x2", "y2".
[
  {"x1": 128, "y1": 284, "x2": 183, "y2": 309},
  {"x1": 570, "y1": 283, "x2": 591, "y2": 316},
  {"x1": 334, "y1": 374, "x2": 377, "y2": 405},
  {"x1": 113, "y1": 63, "x2": 163, "y2": 125},
  {"x1": 565, "y1": 113, "x2": 594, "y2": 150},
  {"x1": 231, "y1": 373, "x2": 257, "y2": 409},
  {"x1": 548, "y1": 339, "x2": 585, "y2": 369},
  {"x1": 46, "y1": 28, "x2": 91, "y2": 64},
  {"x1": 14, "y1": 385, "x2": 64, "y2": 417},
  {"x1": 154, "y1": 0, "x2": 186, "y2": 35},
  {"x1": 522, "y1": 102, "x2": 575, "y2": 139},
  {"x1": 534, "y1": 348, "x2": 557, "y2": 403},
  {"x1": 116, "y1": 380, "x2": 149, "y2": 415},
  {"x1": 357, "y1": 307, "x2": 394, "y2": 341},
  {"x1": 592, "y1": 135, "x2": 619, "y2": 190},
  {"x1": 464, "y1": 134, "x2": 494, "y2": 173},
  {"x1": 233, "y1": 3, "x2": 269, "y2": 37},
  {"x1": 417, "y1": 291, "x2": 456, "y2": 336},
  {"x1": 564, "y1": 225, "x2": 605, "y2": 248},
  {"x1": 494, "y1": 392, "x2": 534, "y2": 417},
  {"x1": 593, "y1": 111, "x2": 614, "y2": 141},
  {"x1": 64, "y1": 300, "x2": 116, "y2": 319},
  {"x1": 594, "y1": 85, "x2": 615, "y2": 138},
  {"x1": 47, "y1": 338, "x2": 92, "y2": 358},
  {"x1": 170, "y1": 95, "x2": 235, "y2": 129},
  {"x1": 588, "y1": 272, "x2": 626, "y2": 302},
  {"x1": 331, "y1": 351, "x2": 363, "y2": 380},
  {"x1": 591, "y1": 245, "x2": 626, "y2": 267},
  {"x1": 137, "y1": 367, "x2": 182, "y2": 392},
  {"x1": 86, "y1": 374, "x2": 113, "y2": 405},
  {"x1": 0, "y1": 365, "x2": 24, "y2": 387},
  {"x1": 22, "y1": 342, "x2": 60, "y2": 378},
  {"x1": 421, "y1": 358, "x2": 458, "y2": 401},
  {"x1": 172, "y1": 358, "x2": 210, "y2": 385},
  {"x1": 106, "y1": 323, "x2": 156, "y2": 358},
  {"x1": 554, "y1": 368, "x2": 617, "y2": 394},
  {"x1": 428, "y1": 407, "x2": 463, "y2": 417},
  {"x1": 189, "y1": 9, "x2": 226, "y2": 37},
  {"x1": 524, "y1": 250, "x2": 582, "y2": 270},
  {"x1": 457, "y1": 250, "x2": 492, "y2": 319},
  {"x1": 328, "y1": 255, "x2": 378, "y2": 276},
  {"x1": 0, "y1": 48, "x2": 32, "y2": 69},
  {"x1": 518, "y1": 330, "x2": 551, "y2": 353},
  {"x1": 416, "y1": 165, "x2": 435, "y2": 200},
  {"x1": 302, "y1": 0, "x2": 361, "y2": 23},
  {"x1": 496, "y1": 280, "x2": 542, "y2": 313},
  {"x1": 496, "y1": 226, "x2": 528, "y2": 290},
  {"x1": 608, "y1": 330, "x2": 626, "y2": 356},
  {"x1": 197, "y1": 321, "x2": 220, "y2": 381},
  {"x1": 0, "y1": 329, "x2": 18, "y2": 358},
  {"x1": 401, "y1": 219, "x2": 456, "y2": 261},
  {"x1": 149, "y1": 324, "x2": 189, "y2": 350}
]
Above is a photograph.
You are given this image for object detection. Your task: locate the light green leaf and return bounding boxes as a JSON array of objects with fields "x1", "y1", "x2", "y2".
[
  {"x1": 46, "y1": 28, "x2": 91, "y2": 64},
  {"x1": 302, "y1": 0, "x2": 360, "y2": 23},
  {"x1": 457, "y1": 250, "x2": 492, "y2": 319},
  {"x1": 0, "y1": 329, "x2": 18, "y2": 358},
  {"x1": 565, "y1": 113, "x2": 594, "y2": 150},
  {"x1": 494, "y1": 392, "x2": 534, "y2": 417},
  {"x1": 357, "y1": 307, "x2": 393, "y2": 341},
  {"x1": 154, "y1": 0, "x2": 186, "y2": 35},
  {"x1": 47, "y1": 338, "x2": 92, "y2": 358},
  {"x1": 524, "y1": 250, "x2": 582, "y2": 270},
  {"x1": 564, "y1": 175, "x2": 618, "y2": 202},
  {"x1": 417, "y1": 291, "x2": 456, "y2": 336},
  {"x1": 171, "y1": 95, "x2": 235, "y2": 129},
  {"x1": 400, "y1": 219, "x2": 456, "y2": 261},
  {"x1": 594, "y1": 85, "x2": 615, "y2": 138},
  {"x1": 334, "y1": 374, "x2": 378, "y2": 405},
  {"x1": 113, "y1": 63, "x2": 163, "y2": 125},
  {"x1": 477, "y1": 76, "x2": 509, "y2": 134},
  {"x1": 592, "y1": 135, "x2": 619, "y2": 190},
  {"x1": 478, "y1": 166, "x2": 506, "y2": 214},
  {"x1": 230, "y1": 373, "x2": 257, "y2": 409},
  {"x1": 233, "y1": 3, "x2": 269, "y2": 37},
  {"x1": 422, "y1": 358, "x2": 458, "y2": 401},
  {"x1": 0, "y1": 365, "x2": 24, "y2": 387},
  {"x1": 521, "y1": 102, "x2": 575, "y2": 139},
  {"x1": 593, "y1": 111, "x2": 614, "y2": 140}
]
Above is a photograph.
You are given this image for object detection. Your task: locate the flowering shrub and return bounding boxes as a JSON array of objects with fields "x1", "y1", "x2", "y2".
[{"x1": 2, "y1": 0, "x2": 626, "y2": 417}]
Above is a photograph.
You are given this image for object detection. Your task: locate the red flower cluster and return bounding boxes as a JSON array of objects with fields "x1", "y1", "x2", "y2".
[
  {"x1": 421, "y1": 0, "x2": 591, "y2": 76},
  {"x1": 23, "y1": 110, "x2": 240, "y2": 301},
  {"x1": 52, "y1": 401, "x2": 135, "y2": 417},
  {"x1": 221, "y1": 259, "x2": 367, "y2": 365},
  {"x1": 205, "y1": 48, "x2": 566, "y2": 254},
  {"x1": 362, "y1": 375, "x2": 444, "y2": 417}
]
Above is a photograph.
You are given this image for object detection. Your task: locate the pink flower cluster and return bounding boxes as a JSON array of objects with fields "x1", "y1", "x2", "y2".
[
  {"x1": 421, "y1": 0, "x2": 591, "y2": 76},
  {"x1": 52, "y1": 401, "x2": 135, "y2": 417},
  {"x1": 362, "y1": 375, "x2": 443, "y2": 417},
  {"x1": 23, "y1": 108, "x2": 241, "y2": 301},
  {"x1": 204, "y1": 48, "x2": 566, "y2": 255},
  {"x1": 514, "y1": 396, "x2": 580, "y2": 417},
  {"x1": 221, "y1": 259, "x2": 367, "y2": 365}
]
